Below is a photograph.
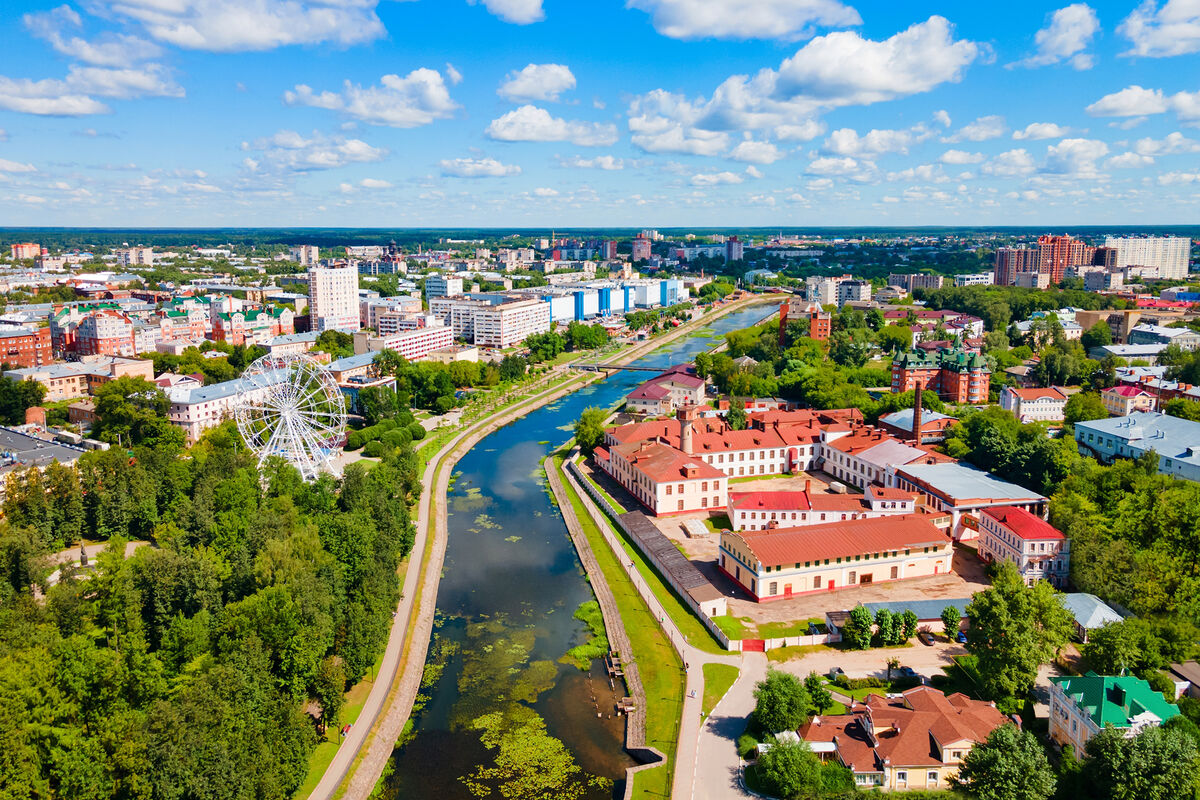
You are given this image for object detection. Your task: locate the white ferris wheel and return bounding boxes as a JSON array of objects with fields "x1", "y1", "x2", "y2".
[{"x1": 234, "y1": 352, "x2": 347, "y2": 481}]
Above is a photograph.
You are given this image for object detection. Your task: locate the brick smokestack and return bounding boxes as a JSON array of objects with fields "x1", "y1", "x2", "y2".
[
  {"x1": 678, "y1": 405, "x2": 695, "y2": 455},
  {"x1": 912, "y1": 379, "x2": 924, "y2": 444}
]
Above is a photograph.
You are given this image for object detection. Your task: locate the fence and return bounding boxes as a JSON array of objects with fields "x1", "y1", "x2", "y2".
[{"x1": 567, "y1": 457, "x2": 739, "y2": 652}]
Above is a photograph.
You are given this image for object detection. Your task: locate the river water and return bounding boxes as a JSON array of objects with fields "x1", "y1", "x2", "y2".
[{"x1": 383, "y1": 306, "x2": 772, "y2": 800}]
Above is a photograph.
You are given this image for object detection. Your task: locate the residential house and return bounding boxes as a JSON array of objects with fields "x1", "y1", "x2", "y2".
[
  {"x1": 800, "y1": 687, "x2": 1010, "y2": 790},
  {"x1": 1061, "y1": 593, "x2": 1123, "y2": 643},
  {"x1": 978, "y1": 506, "x2": 1069, "y2": 587},
  {"x1": 595, "y1": 439, "x2": 726, "y2": 515},
  {"x1": 1050, "y1": 673, "x2": 1179, "y2": 755},
  {"x1": 624, "y1": 365, "x2": 706, "y2": 416},
  {"x1": 1101, "y1": 385, "x2": 1157, "y2": 416},
  {"x1": 1000, "y1": 386, "x2": 1070, "y2": 424}
]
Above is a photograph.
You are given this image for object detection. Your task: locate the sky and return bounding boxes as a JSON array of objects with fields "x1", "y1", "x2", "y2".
[{"x1": 0, "y1": 0, "x2": 1198, "y2": 228}]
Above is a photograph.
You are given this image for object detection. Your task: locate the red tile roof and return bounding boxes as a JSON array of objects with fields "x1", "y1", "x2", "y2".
[
  {"x1": 1105, "y1": 385, "x2": 1153, "y2": 398},
  {"x1": 728, "y1": 514, "x2": 950, "y2": 567},
  {"x1": 981, "y1": 506, "x2": 1064, "y2": 540},
  {"x1": 612, "y1": 440, "x2": 725, "y2": 483},
  {"x1": 728, "y1": 490, "x2": 868, "y2": 513},
  {"x1": 1006, "y1": 386, "x2": 1068, "y2": 401}
]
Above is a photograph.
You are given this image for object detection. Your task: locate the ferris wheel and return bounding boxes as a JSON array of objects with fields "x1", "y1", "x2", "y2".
[{"x1": 234, "y1": 352, "x2": 347, "y2": 481}]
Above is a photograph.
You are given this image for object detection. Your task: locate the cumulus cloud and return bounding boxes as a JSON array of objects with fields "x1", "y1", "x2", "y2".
[
  {"x1": 0, "y1": 64, "x2": 183, "y2": 116},
  {"x1": 728, "y1": 139, "x2": 784, "y2": 163},
  {"x1": 359, "y1": 177, "x2": 392, "y2": 188},
  {"x1": 1086, "y1": 85, "x2": 1200, "y2": 122},
  {"x1": 1158, "y1": 170, "x2": 1200, "y2": 185},
  {"x1": 1119, "y1": 0, "x2": 1200, "y2": 57},
  {"x1": 1042, "y1": 137, "x2": 1109, "y2": 177},
  {"x1": 1013, "y1": 121, "x2": 1072, "y2": 139},
  {"x1": 1134, "y1": 131, "x2": 1200, "y2": 155},
  {"x1": 24, "y1": 5, "x2": 163, "y2": 67},
  {"x1": 824, "y1": 127, "x2": 919, "y2": 156},
  {"x1": 243, "y1": 129, "x2": 387, "y2": 171},
  {"x1": 439, "y1": 157, "x2": 521, "y2": 177},
  {"x1": 626, "y1": 0, "x2": 861, "y2": 41},
  {"x1": 775, "y1": 120, "x2": 825, "y2": 140},
  {"x1": 497, "y1": 63, "x2": 575, "y2": 102},
  {"x1": 284, "y1": 69, "x2": 458, "y2": 128},
  {"x1": 1009, "y1": 4, "x2": 1099, "y2": 69},
  {"x1": 943, "y1": 115, "x2": 1006, "y2": 142},
  {"x1": 485, "y1": 105, "x2": 618, "y2": 146},
  {"x1": 690, "y1": 170, "x2": 744, "y2": 186},
  {"x1": 940, "y1": 149, "x2": 984, "y2": 164},
  {"x1": 1106, "y1": 151, "x2": 1155, "y2": 168},
  {"x1": 557, "y1": 154, "x2": 626, "y2": 170},
  {"x1": 468, "y1": 0, "x2": 544, "y2": 24},
  {"x1": 105, "y1": 0, "x2": 387, "y2": 51},
  {"x1": 0, "y1": 159, "x2": 37, "y2": 173},
  {"x1": 981, "y1": 148, "x2": 1036, "y2": 177},
  {"x1": 885, "y1": 163, "x2": 949, "y2": 182},
  {"x1": 627, "y1": 17, "x2": 978, "y2": 150}
]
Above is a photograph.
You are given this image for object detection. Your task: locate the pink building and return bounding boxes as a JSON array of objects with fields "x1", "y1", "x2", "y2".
[{"x1": 978, "y1": 506, "x2": 1069, "y2": 587}]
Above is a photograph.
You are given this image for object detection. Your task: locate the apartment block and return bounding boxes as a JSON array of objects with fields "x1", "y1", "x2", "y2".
[
  {"x1": 308, "y1": 263, "x2": 360, "y2": 332},
  {"x1": 0, "y1": 327, "x2": 52, "y2": 368},
  {"x1": 351, "y1": 323, "x2": 453, "y2": 362},
  {"x1": 1105, "y1": 235, "x2": 1191, "y2": 280},
  {"x1": 289, "y1": 245, "x2": 320, "y2": 267},
  {"x1": 425, "y1": 275, "x2": 464, "y2": 300}
]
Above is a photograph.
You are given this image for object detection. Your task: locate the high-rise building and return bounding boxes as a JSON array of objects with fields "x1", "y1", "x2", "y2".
[
  {"x1": 308, "y1": 263, "x2": 360, "y2": 332},
  {"x1": 289, "y1": 245, "x2": 321, "y2": 267},
  {"x1": 425, "y1": 275, "x2": 464, "y2": 300},
  {"x1": 886, "y1": 273, "x2": 945, "y2": 292},
  {"x1": 1104, "y1": 236, "x2": 1191, "y2": 280},
  {"x1": 632, "y1": 236, "x2": 652, "y2": 262},
  {"x1": 1037, "y1": 235, "x2": 1089, "y2": 284},
  {"x1": 993, "y1": 248, "x2": 1037, "y2": 286},
  {"x1": 10, "y1": 243, "x2": 40, "y2": 260},
  {"x1": 725, "y1": 236, "x2": 744, "y2": 262},
  {"x1": 115, "y1": 246, "x2": 155, "y2": 266}
]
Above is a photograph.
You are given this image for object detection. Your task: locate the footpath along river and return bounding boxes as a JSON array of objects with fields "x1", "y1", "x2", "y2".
[{"x1": 382, "y1": 306, "x2": 771, "y2": 800}]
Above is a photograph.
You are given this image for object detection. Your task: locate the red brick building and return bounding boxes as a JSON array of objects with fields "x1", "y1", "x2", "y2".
[
  {"x1": 891, "y1": 348, "x2": 990, "y2": 404},
  {"x1": 50, "y1": 304, "x2": 136, "y2": 357},
  {"x1": 1037, "y1": 235, "x2": 1090, "y2": 284},
  {"x1": 0, "y1": 327, "x2": 52, "y2": 368}
]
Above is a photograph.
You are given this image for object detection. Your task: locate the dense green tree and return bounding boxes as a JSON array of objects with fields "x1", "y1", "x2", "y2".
[
  {"x1": 965, "y1": 562, "x2": 1073, "y2": 702},
  {"x1": 754, "y1": 739, "x2": 854, "y2": 800},
  {"x1": 1063, "y1": 392, "x2": 1109, "y2": 428},
  {"x1": 1164, "y1": 398, "x2": 1200, "y2": 422},
  {"x1": 0, "y1": 376, "x2": 46, "y2": 425},
  {"x1": 828, "y1": 329, "x2": 872, "y2": 368},
  {"x1": 843, "y1": 605, "x2": 873, "y2": 650},
  {"x1": 753, "y1": 669, "x2": 812, "y2": 733},
  {"x1": 1082, "y1": 725, "x2": 1200, "y2": 800},
  {"x1": 92, "y1": 376, "x2": 184, "y2": 450},
  {"x1": 941, "y1": 606, "x2": 962, "y2": 639},
  {"x1": 1081, "y1": 321, "x2": 1114, "y2": 351},
  {"x1": 804, "y1": 671, "x2": 833, "y2": 714},
  {"x1": 726, "y1": 400, "x2": 748, "y2": 431},
  {"x1": 951, "y1": 724, "x2": 1055, "y2": 800},
  {"x1": 356, "y1": 385, "x2": 401, "y2": 424},
  {"x1": 575, "y1": 407, "x2": 608, "y2": 457}
]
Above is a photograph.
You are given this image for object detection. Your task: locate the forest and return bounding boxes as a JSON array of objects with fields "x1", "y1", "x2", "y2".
[{"x1": 0, "y1": 422, "x2": 420, "y2": 798}]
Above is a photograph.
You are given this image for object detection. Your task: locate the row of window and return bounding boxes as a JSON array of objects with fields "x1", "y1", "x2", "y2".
[{"x1": 762, "y1": 547, "x2": 932, "y2": 573}]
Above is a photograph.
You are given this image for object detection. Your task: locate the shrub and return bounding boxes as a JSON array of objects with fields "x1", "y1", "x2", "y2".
[
  {"x1": 408, "y1": 423, "x2": 426, "y2": 441},
  {"x1": 345, "y1": 430, "x2": 364, "y2": 451},
  {"x1": 362, "y1": 441, "x2": 384, "y2": 458},
  {"x1": 737, "y1": 734, "x2": 759, "y2": 759}
]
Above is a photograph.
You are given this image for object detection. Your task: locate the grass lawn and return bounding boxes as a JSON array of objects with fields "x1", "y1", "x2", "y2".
[
  {"x1": 702, "y1": 513, "x2": 732, "y2": 533},
  {"x1": 711, "y1": 614, "x2": 754, "y2": 641},
  {"x1": 702, "y1": 664, "x2": 740, "y2": 719},
  {"x1": 557, "y1": 461, "x2": 684, "y2": 800},
  {"x1": 756, "y1": 618, "x2": 824, "y2": 640},
  {"x1": 728, "y1": 473, "x2": 789, "y2": 484},
  {"x1": 766, "y1": 643, "x2": 836, "y2": 663},
  {"x1": 582, "y1": 471, "x2": 628, "y2": 513},
  {"x1": 837, "y1": 685, "x2": 888, "y2": 701}
]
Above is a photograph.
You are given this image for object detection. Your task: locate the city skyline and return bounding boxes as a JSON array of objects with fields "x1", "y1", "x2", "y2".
[{"x1": 1, "y1": 0, "x2": 1199, "y2": 227}]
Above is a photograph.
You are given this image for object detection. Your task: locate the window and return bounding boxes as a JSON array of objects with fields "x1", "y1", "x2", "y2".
[
  {"x1": 848, "y1": 571, "x2": 856, "y2": 584},
  {"x1": 891, "y1": 566, "x2": 899, "y2": 579},
  {"x1": 677, "y1": 483, "x2": 684, "y2": 494},
  {"x1": 677, "y1": 500, "x2": 683, "y2": 511},
  {"x1": 769, "y1": 581, "x2": 777, "y2": 595},
  {"x1": 813, "y1": 576, "x2": 821, "y2": 589},
  {"x1": 701, "y1": 481, "x2": 708, "y2": 491},
  {"x1": 701, "y1": 497, "x2": 708, "y2": 508},
  {"x1": 666, "y1": 485, "x2": 672, "y2": 495},
  {"x1": 713, "y1": 481, "x2": 720, "y2": 490},
  {"x1": 927, "y1": 772, "x2": 939, "y2": 785}
]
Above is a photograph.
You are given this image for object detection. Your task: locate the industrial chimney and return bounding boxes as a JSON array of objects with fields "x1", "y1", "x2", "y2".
[
  {"x1": 677, "y1": 405, "x2": 696, "y2": 455},
  {"x1": 912, "y1": 379, "x2": 924, "y2": 444}
]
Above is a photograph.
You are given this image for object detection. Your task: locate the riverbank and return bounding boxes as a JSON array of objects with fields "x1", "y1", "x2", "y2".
[{"x1": 307, "y1": 295, "x2": 778, "y2": 800}]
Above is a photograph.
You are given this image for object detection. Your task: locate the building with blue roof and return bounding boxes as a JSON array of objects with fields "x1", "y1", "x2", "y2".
[
  {"x1": 879, "y1": 408, "x2": 958, "y2": 444},
  {"x1": 1075, "y1": 411, "x2": 1200, "y2": 483}
]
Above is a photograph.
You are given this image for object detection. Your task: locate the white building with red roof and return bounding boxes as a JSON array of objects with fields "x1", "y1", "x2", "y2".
[
  {"x1": 728, "y1": 483, "x2": 918, "y2": 532},
  {"x1": 999, "y1": 386, "x2": 1069, "y2": 423},
  {"x1": 821, "y1": 427, "x2": 953, "y2": 489},
  {"x1": 1101, "y1": 384, "x2": 1157, "y2": 416},
  {"x1": 718, "y1": 514, "x2": 953, "y2": 601},
  {"x1": 978, "y1": 506, "x2": 1069, "y2": 587},
  {"x1": 624, "y1": 364, "x2": 706, "y2": 416},
  {"x1": 595, "y1": 439, "x2": 726, "y2": 515}
]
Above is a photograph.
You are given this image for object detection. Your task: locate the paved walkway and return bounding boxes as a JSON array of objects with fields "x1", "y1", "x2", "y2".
[{"x1": 694, "y1": 652, "x2": 767, "y2": 800}]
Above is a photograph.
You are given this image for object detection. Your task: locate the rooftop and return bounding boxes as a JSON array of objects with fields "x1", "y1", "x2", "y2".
[
  {"x1": 879, "y1": 408, "x2": 956, "y2": 432},
  {"x1": 1051, "y1": 672, "x2": 1178, "y2": 729},
  {"x1": 727, "y1": 514, "x2": 950, "y2": 568},
  {"x1": 894, "y1": 462, "x2": 1046, "y2": 505},
  {"x1": 1061, "y1": 593, "x2": 1124, "y2": 629},
  {"x1": 981, "y1": 506, "x2": 1064, "y2": 540}
]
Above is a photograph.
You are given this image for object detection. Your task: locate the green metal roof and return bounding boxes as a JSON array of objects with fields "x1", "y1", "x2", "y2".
[{"x1": 1051, "y1": 672, "x2": 1179, "y2": 729}]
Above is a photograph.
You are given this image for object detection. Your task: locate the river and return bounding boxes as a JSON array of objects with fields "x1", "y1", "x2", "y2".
[{"x1": 382, "y1": 305, "x2": 772, "y2": 800}]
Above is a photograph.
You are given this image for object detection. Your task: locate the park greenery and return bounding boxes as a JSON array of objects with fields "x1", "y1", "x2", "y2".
[
  {"x1": 951, "y1": 724, "x2": 1056, "y2": 800},
  {"x1": 841, "y1": 605, "x2": 919, "y2": 650},
  {"x1": 0, "y1": 421, "x2": 420, "y2": 797},
  {"x1": 144, "y1": 341, "x2": 267, "y2": 385}
]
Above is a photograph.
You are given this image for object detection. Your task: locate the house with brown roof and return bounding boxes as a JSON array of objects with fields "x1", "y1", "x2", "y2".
[
  {"x1": 718, "y1": 514, "x2": 952, "y2": 601},
  {"x1": 624, "y1": 364, "x2": 707, "y2": 416},
  {"x1": 999, "y1": 386, "x2": 1070, "y2": 423},
  {"x1": 800, "y1": 686, "x2": 1011, "y2": 791},
  {"x1": 728, "y1": 483, "x2": 918, "y2": 532},
  {"x1": 595, "y1": 439, "x2": 726, "y2": 516}
]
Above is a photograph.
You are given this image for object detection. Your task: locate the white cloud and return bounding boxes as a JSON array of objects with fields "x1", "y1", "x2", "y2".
[
  {"x1": 557, "y1": 154, "x2": 625, "y2": 170},
  {"x1": 1086, "y1": 85, "x2": 1200, "y2": 122},
  {"x1": 1158, "y1": 171, "x2": 1200, "y2": 185},
  {"x1": 1134, "y1": 131, "x2": 1200, "y2": 155},
  {"x1": 940, "y1": 149, "x2": 983, "y2": 164},
  {"x1": 0, "y1": 64, "x2": 182, "y2": 116},
  {"x1": 359, "y1": 178, "x2": 392, "y2": 188},
  {"x1": 1119, "y1": 0, "x2": 1200, "y2": 57},
  {"x1": 445, "y1": 63, "x2": 463, "y2": 86},
  {"x1": 943, "y1": 115, "x2": 1006, "y2": 142},
  {"x1": 498, "y1": 63, "x2": 575, "y2": 102},
  {"x1": 981, "y1": 148, "x2": 1036, "y2": 177},
  {"x1": 440, "y1": 157, "x2": 521, "y2": 177},
  {"x1": 690, "y1": 170, "x2": 744, "y2": 186},
  {"x1": 1106, "y1": 151, "x2": 1155, "y2": 168},
  {"x1": 486, "y1": 105, "x2": 618, "y2": 146},
  {"x1": 775, "y1": 120, "x2": 825, "y2": 141},
  {"x1": 626, "y1": 0, "x2": 861, "y2": 41},
  {"x1": 824, "y1": 127, "x2": 915, "y2": 156},
  {"x1": 0, "y1": 159, "x2": 36, "y2": 173},
  {"x1": 1043, "y1": 137, "x2": 1109, "y2": 177},
  {"x1": 1013, "y1": 121, "x2": 1072, "y2": 140},
  {"x1": 106, "y1": 0, "x2": 387, "y2": 51},
  {"x1": 284, "y1": 69, "x2": 458, "y2": 128},
  {"x1": 807, "y1": 156, "x2": 859, "y2": 174},
  {"x1": 885, "y1": 164, "x2": 949, "y2": 182},
  {"x1": 728, "y1": 139, "x2": 783, "y2": 163},
  {"x1": 24, "y1": 5, "x2": 163, "y2": 67},
  {"x1": 532, "y1": 187, "x2": 558, "y2": 197},
  {"x1": 244, "y1": 130, "x2": 387, "y2": 171},
  {"x1": 933, "y1": 109, "x2": 952, "y2": 127},
  {"x1": 1010, "y1": 4, "x2": 1099, "y2": 69},
  {"x1": 468, "y1": 0, "x2": 544, "y2": 24},
  {"x1": 627, "y1": 17, "x2": 978, "y2": 144},
  {"x1": 18, "y1": 194, "x2": 47, "y2": 204}
]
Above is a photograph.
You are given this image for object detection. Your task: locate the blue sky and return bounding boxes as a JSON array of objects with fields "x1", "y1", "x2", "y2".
[{"x1": 0, "y1": 0, "x2": 1198, "y2": 227}]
